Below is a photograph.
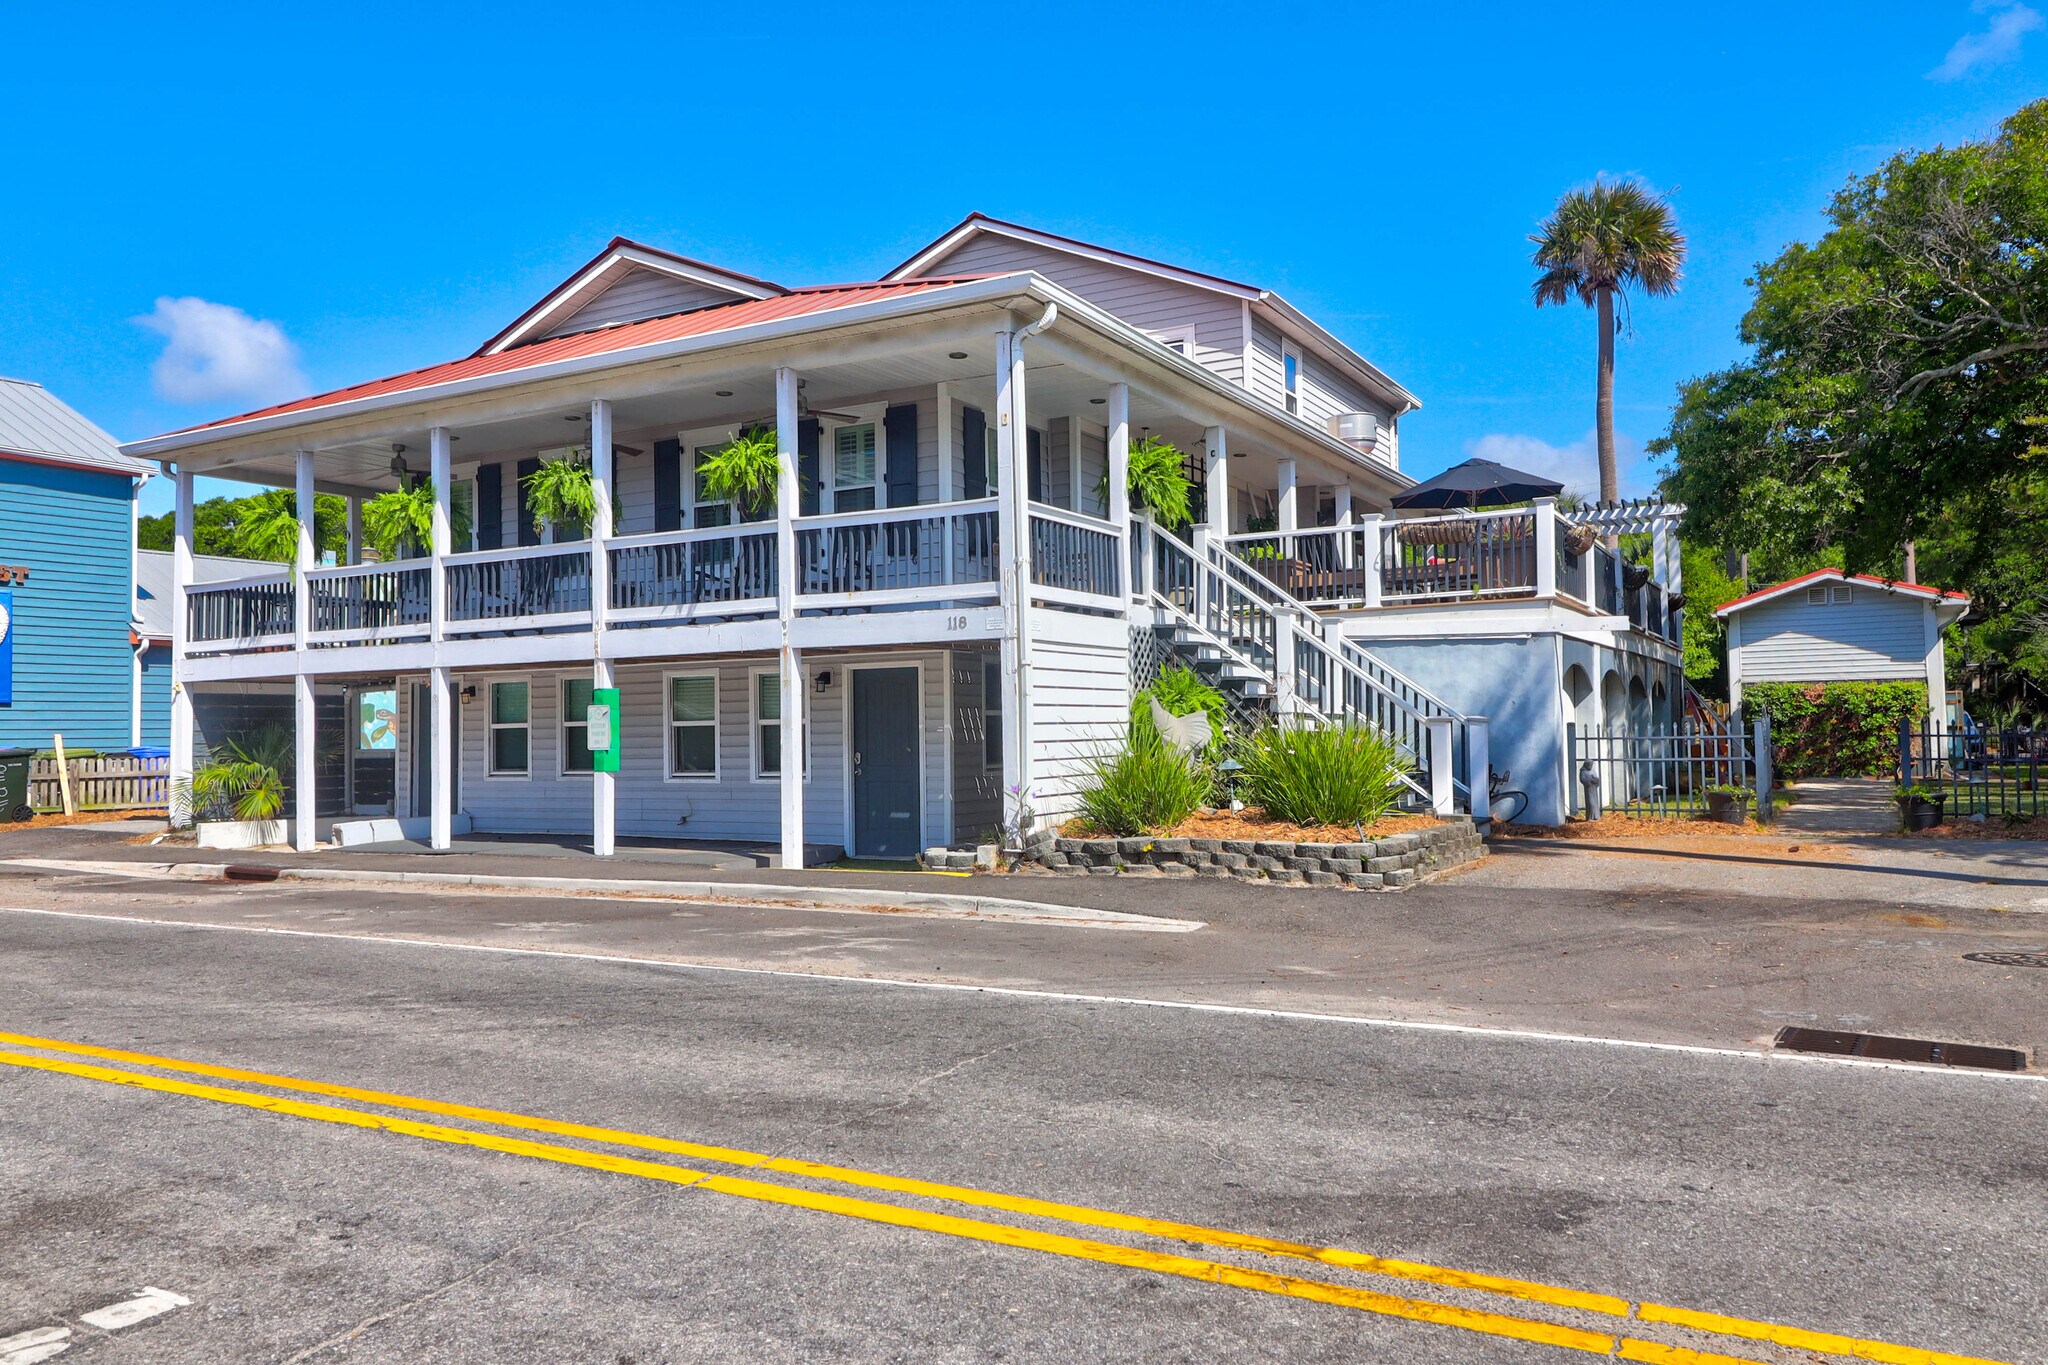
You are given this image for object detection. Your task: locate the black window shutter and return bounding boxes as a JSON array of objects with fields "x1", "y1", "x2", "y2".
[
  {"x1": 1027, "y1": 428, "x2": 1044, "y2": 503},
  {"x1": 961, "y1": 407, "x2": 987, "y2": 499},
  {"x1": 516, "y1": 457, "x2": 542, "y2": 546},
  {"x1": 798, "y1": 419, "x2": 821, "y2": 516},
  {"x1": 653, "y1": 438, "x2": 683, "y2": 533},
  {"x1": 884, "y1": 403, "x2": 919, "y2": 507},
  {"x1": 475, "y1": 463, "x2": 503, "y2": 550}
]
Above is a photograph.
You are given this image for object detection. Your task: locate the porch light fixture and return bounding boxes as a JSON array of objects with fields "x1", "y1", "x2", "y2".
[
  {"x1": 947, "y1": 351, "x2": 968, "y2": 360},
  {"x1": 460, "y1": 685, "x2": 477, "y2": 702},
  {"x1": 715, "y1": 389, "x2": 733, "y2": 397},
  {"x1": 814, "y1": 669, "x2": 833, "y2": 693},
  {"x1": 564, "y1": 413, "x2": 583, "y2": 422},
  {"x1": 1090, "y1": 398, "x2": 1105, "y2": 405}
]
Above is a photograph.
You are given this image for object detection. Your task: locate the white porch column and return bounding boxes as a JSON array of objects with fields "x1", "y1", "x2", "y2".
[
  {"x1": 169, "y1": 468, "x2": 195, "y2": 828},
  {"x1": 346, "y1": 495, "x2": 363, "y2": 566},
  {"x1": 590, "y1": 398, "x2": 616, "y2": 858},
  {"x1": 1359, "y1": 511, "x2": 1385, "y2": 609},
  {"x1": 1425, "y1": 715, "x2": 1455, "y2": 816},
  {"x1": 428, "y1": 427, "x2": 454, "y2": 851},
  {"x1": 995, "y1": 330, "x2": 1032, "y2": 831},
  {"x1": 292, "y1": 450, "x2": 317, "y2": 852},
  {"x1": 1533, "y1": 497, "x2": 1558, "y2": 599},
  {"x1": 934, "y1": 380, "x2": 955, "y2": 502},
  {"x1": 775, "y1": 367, "x2": 805, "y2": 869},
  {"x1": 1106, "y1": 382, "x2": 1130, "y2": 597},
  {"x1": 1275, "y1": 457, "x2": 1298, "y2": 535}
]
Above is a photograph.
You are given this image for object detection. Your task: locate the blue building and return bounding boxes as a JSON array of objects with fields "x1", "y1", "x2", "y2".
[{"x1": 0, "y1": 378, "x2": 153, "y2": 751}]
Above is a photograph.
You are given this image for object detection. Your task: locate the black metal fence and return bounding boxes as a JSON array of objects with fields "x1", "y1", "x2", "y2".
[
  {"x1": 1899, "y1": 719, "x2": 2047, "y2": 819},
  {"x1": 1569, "y1": 716, "x2": 1773, "y2": 820}
]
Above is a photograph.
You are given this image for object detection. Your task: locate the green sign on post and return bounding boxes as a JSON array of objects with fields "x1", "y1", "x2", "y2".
[{"x1": 589, "y1": 686, "x2": 622, "y2": 773}]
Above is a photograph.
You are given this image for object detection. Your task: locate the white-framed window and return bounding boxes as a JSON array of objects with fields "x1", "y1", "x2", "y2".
[
  {"x1": 831, "y1": 422, "x2": 878, "y2": 513},
  {"x1": 983, "y1": 424, "x2": 1000, "y2": 494},
  {"x1": 1282, "y1": 344, "x2": 1301, "y2": 416},
  {"x1": 752, "y1": 670, "x2": 809, "y2": 780},
  {"x1": 451, "y1": 477, "x2": 478, "y2": 552},
  {"x1": 1157, "y1": 327, "x2": 1194, "y2": 357},
  {"x1": 560, "y1": 677, "x2": 595, "y2": 775},
  {"x1": 1834, "y1": 585, "x2": 1853, "y2": 604},
  {"x1": 1806, "y1": 585, "x2": 1854, "y2": 606},
  {"x1": 667, "y1": 673, "x2": 718, "y2": 780},
  {"x1": 982, "y1": 661, "x2": 1003, "y2": 771},
  {"x1": 488, "y1": 680, "x2": 530, "y2": 777}
]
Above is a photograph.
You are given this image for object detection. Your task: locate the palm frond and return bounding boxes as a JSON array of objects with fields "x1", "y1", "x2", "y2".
[{"x1": 1530, "y1": 177, "x2": 1687, "y2": 309}]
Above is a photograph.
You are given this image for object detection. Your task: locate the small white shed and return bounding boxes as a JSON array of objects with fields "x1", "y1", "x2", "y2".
[{"x1": 1715, "y1": 570, "x2": 1969, "y2": 713}]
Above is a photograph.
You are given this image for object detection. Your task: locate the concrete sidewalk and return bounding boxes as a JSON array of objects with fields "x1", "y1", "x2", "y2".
[{"x1": 1775, "y1": 778, "x2": 1903, "y2": 836}]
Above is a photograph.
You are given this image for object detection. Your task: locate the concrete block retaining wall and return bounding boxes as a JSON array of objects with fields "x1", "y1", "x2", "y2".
[{"x1": 1022, "y1": 818, "x2": 1484, "y2": 889}]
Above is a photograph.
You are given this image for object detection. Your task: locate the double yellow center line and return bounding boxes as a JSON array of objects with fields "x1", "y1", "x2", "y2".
[{"x1": 0, "y1": 1029, "x2": 2007, "y2": 1365}]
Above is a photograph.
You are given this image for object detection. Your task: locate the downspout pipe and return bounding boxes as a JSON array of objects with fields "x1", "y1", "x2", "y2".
[{"x1": 1008, "y1": 303, "x2": 1056, "y2": 839}]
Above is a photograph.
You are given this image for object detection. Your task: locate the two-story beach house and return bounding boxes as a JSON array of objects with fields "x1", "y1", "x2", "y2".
[{"x1": 124, "y1": 215, "x2": 1685, "y2": 859}]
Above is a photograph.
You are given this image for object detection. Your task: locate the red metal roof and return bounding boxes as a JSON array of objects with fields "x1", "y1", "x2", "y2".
[
  {"x1": 168, "y1": 279, "x2": 985, "y2": 436},
  {"x1": 1714, "y1": 568, "x2": 1970, "y2": 616}
]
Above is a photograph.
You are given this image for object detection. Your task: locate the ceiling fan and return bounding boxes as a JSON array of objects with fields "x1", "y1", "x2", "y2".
[{"x1": 797, "y1": 379, "x2": 860, "y2": 426}]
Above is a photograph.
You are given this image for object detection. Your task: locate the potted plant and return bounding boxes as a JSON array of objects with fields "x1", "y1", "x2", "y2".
[
  {"x1": 694, "y1": 427, "x2": 783, "y2": 519},
  {"x1": 1561, "y1": 523, "x2": 1598, "y2": 557},
  {"x1": 522, "y1": 451, "x2": 621, "y2": 539},
  {"x1": 360, "y1": 480, "x2": 473, "y2": 560},
  {"x1": 1895, "y1": 781, "x2": 1947, "y2": 831},
  {"x1": 1096, "y1": 435, "x2": 1194, "y2": 529},
  {"x1": 1702, "y1": 783, "x2": 1753, "y2": 825}
]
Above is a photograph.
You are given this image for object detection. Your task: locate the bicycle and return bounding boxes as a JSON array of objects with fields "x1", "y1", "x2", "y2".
[{"x1": 1488, "y1": 768, "x2": 1529, "y2": 825}]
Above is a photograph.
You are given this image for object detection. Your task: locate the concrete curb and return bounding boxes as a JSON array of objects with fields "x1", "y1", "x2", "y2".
[{"x1": 0, "y1": 859, "x2": 1204, "y2": 934}]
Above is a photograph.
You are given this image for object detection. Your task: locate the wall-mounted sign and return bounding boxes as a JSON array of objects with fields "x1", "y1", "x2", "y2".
[
  {"x1": 588, "y1": 687, "x2": 620, "y2": 773},
  {"x1": 0, "y1": 566, "x2": 28, "y2": 585},
  {"x1": 0, "y1": 590, "x2": 13, "y2": 705}
]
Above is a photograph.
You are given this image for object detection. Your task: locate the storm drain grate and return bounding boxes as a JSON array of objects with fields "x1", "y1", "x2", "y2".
[
  {"x1": 1964, "y1": 951, "x2": 2048, "y2": 969},
  {"x1": 1773, "y1": 1026, "x2": 2029, "y2": 1073},
  {"x1": 221, "y1": 864, "x2": 280, "y2": 883}
]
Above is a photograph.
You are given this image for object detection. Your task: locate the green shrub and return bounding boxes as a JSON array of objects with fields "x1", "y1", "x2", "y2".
[
  {"x1": 1744, "y1": 681, "x2": 1927, "y2": 778},
  {"x1": 1235, "y1": 720, "x2": 1407, "y2": 827},
  {"x1": 1072, "y1": 731, "x2": 1211, "y2": 837},
  {"x1": 1131, "y1": 664, "x2": 1229, "y2": 760}
]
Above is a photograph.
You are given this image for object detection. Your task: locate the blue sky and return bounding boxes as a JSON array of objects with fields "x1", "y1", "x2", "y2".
[{"x1": 4, "y1": 2, "x2": 2044, "y2": 517}]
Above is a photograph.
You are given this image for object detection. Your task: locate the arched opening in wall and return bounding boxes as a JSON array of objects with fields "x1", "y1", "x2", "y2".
[
  {"x1": 1564, "y1": 664, "x2": 1595, "y2": 737},
  {"x1": 1651, "y1": 680, "x2": 1671, "y2": 731},
  {"x1": 1600, "y1": 671, "x2": 1627, "y2": 734}
]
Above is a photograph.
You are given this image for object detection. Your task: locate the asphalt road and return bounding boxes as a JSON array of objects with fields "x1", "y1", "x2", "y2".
[{"x1": 1, "y1": 902, "x2": 2043, "y2": 1364}]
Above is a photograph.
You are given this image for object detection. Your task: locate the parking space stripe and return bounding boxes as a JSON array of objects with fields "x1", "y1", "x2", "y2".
[{"x1": 0, "y1": 1031, "x2": 2014, "y2": 1365}]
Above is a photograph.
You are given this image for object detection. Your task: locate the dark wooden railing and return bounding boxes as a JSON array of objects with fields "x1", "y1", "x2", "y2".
[
  {"x1": 187, "y1": 575, "x2": 293, "y2": 645},
  {"x1": 445, "y1": 546, "x2": 592, "y2": 625},
  {"x1": 1029, "y1": 508, "x2": 1119, "y2": 598}
]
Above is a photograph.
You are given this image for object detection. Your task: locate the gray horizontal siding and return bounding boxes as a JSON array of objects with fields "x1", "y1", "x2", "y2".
[
  {"x1": 925, "y1": 237, "x2": 1246, "y2": 385},
  {"x1": 1023, "y1": 613, "x2": 1132, "y2": 824},
  {"x1": 541, "y1": 268, "x2": 744, "y2": 338},
  {"x1": 1734, "y1": 591, "x2": 1930, "y2": 683},
  {"x1": 395, "y1": 649, "x2": 956, "y2": 852}
]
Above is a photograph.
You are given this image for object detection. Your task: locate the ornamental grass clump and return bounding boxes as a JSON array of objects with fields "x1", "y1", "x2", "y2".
[
  {"x1": 1072, "y1": 730, "x2": 1211, "y2": 838},
  {"x1": 1235, "y1": 719, "x2": 1407, "y2": 827}
]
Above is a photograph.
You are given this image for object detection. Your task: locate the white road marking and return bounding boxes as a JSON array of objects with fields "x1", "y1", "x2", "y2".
[
  {"x1": 0, "y1": 1326, "x2": 70, "y2": 1365},
  {"x1": 3, "y1": 905, "x2": 2040, "y2": 1084},
  {"x1": 78, "y1": 1286, "x2": 189, "y2": 1331}
]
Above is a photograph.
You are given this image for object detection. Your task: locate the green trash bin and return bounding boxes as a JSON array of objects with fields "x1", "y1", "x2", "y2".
[{"x1": 0, "y1": 748, "x2": 34, "y2": 823}]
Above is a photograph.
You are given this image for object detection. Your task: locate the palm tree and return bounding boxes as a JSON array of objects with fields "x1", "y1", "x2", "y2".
[{"x1": 1531, "y1": 179, "x2": 1686, "y2": 504}]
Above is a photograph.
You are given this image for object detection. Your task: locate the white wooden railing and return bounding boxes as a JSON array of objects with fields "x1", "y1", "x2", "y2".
[
  {"x1": 305, "y1": 560, "x2": 432, "y2": 645},
  {"x1": 443, "y1": 541, "x2": 593, "y2": 631},
  {"x1": 795, "y1": 498, "x2": 1002, "y2": 608},
  {"x1": 608, "y1": 522, "x2": 779, "y2": 620},
  {"x1": 1028, "y1": 502, "x2": 1122, "y2": 603}
]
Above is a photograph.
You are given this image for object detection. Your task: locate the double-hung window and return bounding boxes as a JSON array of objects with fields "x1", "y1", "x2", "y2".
[
  {"x1": 489, "y1": 681, "x2": 530, "y2": 776},
  {"x1": 832, "y1": 423, "x2": 878, "y2": 512},
  {"x1": 754, "y1": 672, "x2": 807, "y2": 778},
  {"x1": 669, "y1": 674, "x2": 717, "y2": 779},
  {"x1": 1282, "y1": 344, "x2": 1301, "y2": 416},
  {"x1": 561, "y1": 678, "x2": 595, "y2": 774}
]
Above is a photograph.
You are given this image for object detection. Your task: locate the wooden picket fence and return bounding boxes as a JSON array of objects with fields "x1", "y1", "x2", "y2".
[{"x1": 29, "y1": 753, "x2": 171, "y2": 815}]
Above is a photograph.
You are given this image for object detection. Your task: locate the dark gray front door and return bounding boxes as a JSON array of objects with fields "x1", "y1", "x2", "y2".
[{"x1": 852, "y1": 667, "x2": 920, "y2": 859}]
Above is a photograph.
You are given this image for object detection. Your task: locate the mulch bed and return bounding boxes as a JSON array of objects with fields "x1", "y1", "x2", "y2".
[
  {"x1": 0, "y1": 810, "x2": 167, "y2": 832},
  {"x1": 1061, "y1": 808, "x2": 1442, "y2": 843},
  {"x1": 1900, "y1": 814, "x2": 2048, "y2": 840}
]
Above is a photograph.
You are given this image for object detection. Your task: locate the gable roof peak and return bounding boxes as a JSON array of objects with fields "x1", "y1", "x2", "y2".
[{"x1": 478, "y1": 236, "x2": 789, "y2": 356}]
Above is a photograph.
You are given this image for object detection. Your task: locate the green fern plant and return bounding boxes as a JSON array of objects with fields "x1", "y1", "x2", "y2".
[
  {"x1": 1096, "y1": 435, "x2": 1194, "y2": 529},
  {"x1": 695, "y1": 427, "x2": 783, "y2": 518},
  {"x1": 361, "y1": 481, "x2": 472, "y2": 560},
  {"x1": 523, "y1": 454, "x2": 601, "y2": 537}
]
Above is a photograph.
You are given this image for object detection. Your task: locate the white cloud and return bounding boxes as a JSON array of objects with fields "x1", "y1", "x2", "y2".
[
  {"x1": 1929, "y1": 0, "x2": 2041, "y2": 80},
  {"x1": 1466, "y1": 429, "x2": 1651, "y2": 502},
  {"x1": 136, "y1": 296, "x2": 306, "y2": 406}
]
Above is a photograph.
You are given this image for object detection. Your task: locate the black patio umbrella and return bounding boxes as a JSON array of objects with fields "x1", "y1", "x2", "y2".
[{"x1": 1390, "y1": 458, "x2": 1564, "y2": 510}]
